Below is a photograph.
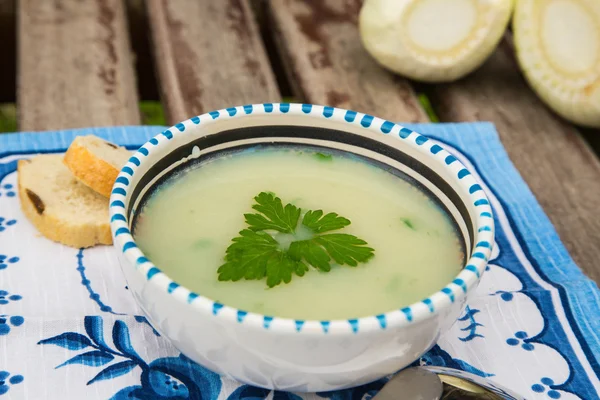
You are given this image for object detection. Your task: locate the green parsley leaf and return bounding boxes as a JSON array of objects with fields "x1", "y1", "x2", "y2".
[
  {"x1": 288, "y1": 234, "x2": 374, "y2": 273},
  {"x1": 217, "y1": 229, "x2": 310, "y2": 287},
  {"x1": 266, "y1": 252, "x2": 296, "y2": 288},
  {"x1": 218, "y1": 192, "x2": 375, "y2": 288},
  {"x1": 288, "y1": 239, "x2": 332, "y2": 272},
  {"x1": 244, "y1": 192, "x2": 300, "y2": 233},
  {"x1": 312, "y1": 234, "x2": 374, "y2": 266},
  {"x1": 218, "y1": 230, "x2": 279, "y2": 281},
  {"x1": 302, "y1": 210, "x2": 351, "y2": 233}
]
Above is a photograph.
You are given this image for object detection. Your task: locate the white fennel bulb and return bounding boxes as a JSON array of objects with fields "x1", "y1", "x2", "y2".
[
  {"x1": 359, "y1": 0, "x2": 514, "y2": 83},
  {"x1": 513, "y1": 0, "x2": 600, "y2": 128}
]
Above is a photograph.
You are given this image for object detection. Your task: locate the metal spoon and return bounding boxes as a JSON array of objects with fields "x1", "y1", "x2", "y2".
[{"x1": 372, "y1": 366, "x2": 524, "y2": 400}]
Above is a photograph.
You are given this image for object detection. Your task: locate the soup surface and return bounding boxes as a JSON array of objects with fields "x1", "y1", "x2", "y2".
[{"x1": 133, "y1": 147, "x2": 464, "y2": 320}]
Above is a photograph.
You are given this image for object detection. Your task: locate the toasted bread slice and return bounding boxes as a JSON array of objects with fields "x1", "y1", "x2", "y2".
[
  {"x1": 63, "y1": 135, "x2": 131, "y2": 197},
  {"x1": 17, "y1": 155, "x2": 112, "y2": 248}
]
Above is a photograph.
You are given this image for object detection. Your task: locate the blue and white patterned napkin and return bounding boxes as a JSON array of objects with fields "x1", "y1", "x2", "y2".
[{"x1": 0, "y1": 123, "x2": 598, "y2": 400}]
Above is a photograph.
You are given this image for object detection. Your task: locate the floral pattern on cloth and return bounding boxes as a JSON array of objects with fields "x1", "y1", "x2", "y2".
[
  {"x1": 38, "y1": 317, "x2": 222, "y2": 399},
  {"x1": 0, "y1": 125, "x2": 598, "y2": 399}
]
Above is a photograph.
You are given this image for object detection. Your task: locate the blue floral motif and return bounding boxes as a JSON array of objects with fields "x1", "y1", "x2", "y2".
[
  {"x1": 134, "y1": 315, "x2": 160, "y2": 337},
  {"x1": 506, "y1": 331, "x2": 535, "y2": 351},
  {"x1": 0, "y1": 290, "x2": 22, "y2": 305},
  {"x1": 76, "y1": 249, "x2": 126, "y2": 315},
  {"x1": 0, "y1": 217, "x2": 16, "y2": 233},
  {"x1": 495, "y1": 290, "x2": 515, "y2": 302},
  {"x1": 0, "y1": 370, "x2": 24, "y2": 396},
  {"x1": 457, "y1": 306, "x2": 484, "y2": 342},
  {"x1": 76, "y1": 251, "x2": 162, "y2": 336},
  {"x1": 417, "y1": 344, "x2": 494, "y2": 378},
  {"x1": 0, "y1": 254, "x2": 19, "y2": 271},
  {"x1": 0, "y1": 160, "x2": 20, "y2": 183},
  {"x1": 531, "y1": 377, "x2": 563, "y2": 399},
  {"x1": 38, "y1": 316, "x2": 222, "y2": 399},
  {"x1": 110, "y1": 354, "x2": 221, "y2": 399},
  {"x1": 0, "y1": 163, "x2": 18, "y2": 234},
  {"x1": 0, "y1": 315, "x2": 24, "y2": 336},
  {"x1": 0, "y1": 183, "x2": 15, "y2": 198}
]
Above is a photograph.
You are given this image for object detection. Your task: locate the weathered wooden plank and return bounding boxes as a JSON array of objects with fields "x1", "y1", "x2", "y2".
[
  {"x1": 18, "y1": 0, "x2": 140, "y2": 131},
  {"x1": 428, "y1": 38, "x2": 600, "y2": 282},
  {"x1": 268, "y1": 0, "x2": 427, "y2": 123},
  {"x1": 146, "y1": 0, "x2": 280, "y2": 124}
]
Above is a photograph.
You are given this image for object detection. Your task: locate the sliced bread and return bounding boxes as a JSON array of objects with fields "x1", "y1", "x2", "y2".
[
  {"x1": 18, "y1": 155, "x2": 112, "y2": 248},
  {"x1": 63, "y1": 135, "x2": 131, "y2": 198}
]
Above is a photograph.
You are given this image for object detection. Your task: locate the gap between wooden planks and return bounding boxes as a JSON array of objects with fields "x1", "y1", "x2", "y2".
[{"x1": 268, "y1": 0, "x2": 600, "y2": 283}]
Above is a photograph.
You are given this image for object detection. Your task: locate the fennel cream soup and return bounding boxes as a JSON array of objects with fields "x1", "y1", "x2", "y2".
[{"x1": 133, "y1": 148, "x2": 464, "y2": 320}]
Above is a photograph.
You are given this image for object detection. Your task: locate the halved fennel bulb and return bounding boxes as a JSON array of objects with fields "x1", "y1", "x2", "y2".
[
  {"x1": 359, "y1": 0, "x2": 514, "y2": 82},
  {"x1": 513, "y1": 0, "x2": 600, "y2": 128}
]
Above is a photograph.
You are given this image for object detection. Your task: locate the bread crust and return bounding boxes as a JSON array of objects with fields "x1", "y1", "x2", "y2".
[
  {"x1": 17, "y1": 159, "x2": 112, "y2": 248},
  {"x1": 63, "y1": 139, "x2": 120, "y2": 198}
]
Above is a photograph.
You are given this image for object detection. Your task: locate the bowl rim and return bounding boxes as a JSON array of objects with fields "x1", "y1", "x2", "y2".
[{"x1": 109, "y1": 103, "x2": 494, "y2": 336}]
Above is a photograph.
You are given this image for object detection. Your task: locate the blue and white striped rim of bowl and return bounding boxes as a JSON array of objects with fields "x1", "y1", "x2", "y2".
[{"x1": 109, "y1": 103, "x2": 495, "y2": 335}]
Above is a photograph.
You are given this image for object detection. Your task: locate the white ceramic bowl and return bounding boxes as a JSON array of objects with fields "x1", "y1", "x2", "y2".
[{"x1": 109, "y1": 103, "x2": 494, "y2": 392}]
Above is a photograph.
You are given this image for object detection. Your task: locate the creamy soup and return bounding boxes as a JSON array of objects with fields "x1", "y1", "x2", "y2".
[{"x1": 133, "y1": 147, "x2": 464, "y2": 320}]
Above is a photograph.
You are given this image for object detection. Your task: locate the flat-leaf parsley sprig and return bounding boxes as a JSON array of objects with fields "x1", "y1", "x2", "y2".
[{"x1": 217, "y1": 192, "x2": 375, "y2": 288}]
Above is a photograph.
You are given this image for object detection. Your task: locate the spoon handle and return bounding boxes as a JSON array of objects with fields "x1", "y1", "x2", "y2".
[
  {"x1": 371, "y1": 367, "x2": 443, "y2": 400},
  {"x1": 422, "y1": 366, "x2": 525, "y2": 400},
  {"x1": 372, "y1": 366, "x2": 524, "y2": 400}
]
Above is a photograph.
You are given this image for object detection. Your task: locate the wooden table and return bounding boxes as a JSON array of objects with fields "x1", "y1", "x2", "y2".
[{"x1": 14, "y1": 0, "x2": 600, "y2": 283}]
